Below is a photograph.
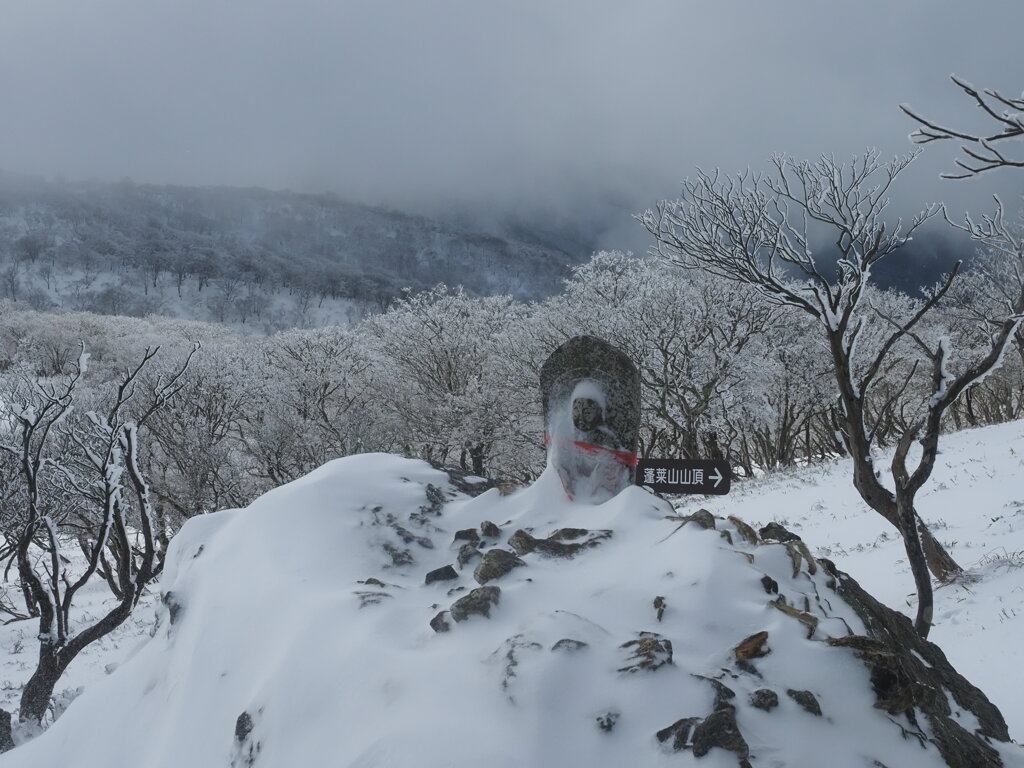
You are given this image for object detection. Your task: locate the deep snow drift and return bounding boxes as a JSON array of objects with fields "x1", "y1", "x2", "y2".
[{"x1": 3, "y1": 448, "x2": 1021, "y2": 768}]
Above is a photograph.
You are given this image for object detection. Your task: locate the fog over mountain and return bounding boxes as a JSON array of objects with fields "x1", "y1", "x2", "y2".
[
  {"x1": 2, "y1": 1, "x2": 1021, "y2": 258},
  {"x1": 0, "y1": 173, "x2": 591, "y2": 330}
]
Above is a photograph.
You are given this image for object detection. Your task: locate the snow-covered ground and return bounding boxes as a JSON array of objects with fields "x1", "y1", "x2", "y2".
[
  {"x1": 0, "y1": 567, "x2": 161, "y2": 730},
  {"x1": 1, "y1": 419, "x2": 1022, "y2": 766},
  {"x1": 685, "y1": 418, "x2": 1024, "y2": 728}
]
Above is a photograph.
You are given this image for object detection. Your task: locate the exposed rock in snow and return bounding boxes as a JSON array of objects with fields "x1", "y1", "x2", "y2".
[
  {"x1": 1, "y1": 453, "x2": 1020, "y2": 768},
  {"x1": 424, "y1": 565, "x2": 459, "y2": 585},
  {"x1": 749, "y1": 689, "x2": 779, "y2": 712},
  {"x1": 450, "y1": 586, "x2": 502, "y2": 623},
  {"x1": 618, "y1": 632, "x2": 674, "y2": 673},
  {"x1": 472, "y1": 549, "x2": 525, "y2": 585},
  {"x1": 508, "y1": 527, "x2": 613, "y2": 558},
  {"x1": 457, "y1": 542, "x2": 481, "y2": 569},
  {"x1": 785, "y1": 689, "x2": 822, "y2": 717},
  {"x1": 821, "y1": 557, "x2": 1011, "y2": 768},
  {"x1": 733, "y1": 631, "x2": 770, "y2": 661}
]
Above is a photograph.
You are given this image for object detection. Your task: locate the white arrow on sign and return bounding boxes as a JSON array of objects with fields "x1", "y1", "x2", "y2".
[{"x1": 709, "y1": 467, "x2": 723, "y2": 488}]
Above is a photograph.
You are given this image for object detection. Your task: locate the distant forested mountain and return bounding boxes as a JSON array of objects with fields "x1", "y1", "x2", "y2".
[{"x1": 0, "y1": 173, "x2": 585, "y2": 330}]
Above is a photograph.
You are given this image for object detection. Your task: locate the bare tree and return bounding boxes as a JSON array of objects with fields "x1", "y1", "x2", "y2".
[
  {"x1": 901, "y1": 76, "x2": 1024, "y2": 178},
  {"x1": 641, "y1": 150, "x2": 1024, "y2": 638},
  {"x1": 0, "y1": 343, "x2": 197, "y2": 727}
]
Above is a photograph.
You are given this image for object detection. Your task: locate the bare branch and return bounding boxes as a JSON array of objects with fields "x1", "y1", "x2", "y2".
[{"x1": 903, "y1": 76, "x2": 1024, "y2": 177}]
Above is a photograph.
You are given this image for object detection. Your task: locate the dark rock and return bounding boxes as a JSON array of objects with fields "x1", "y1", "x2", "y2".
[
  {"x1": 820, "y1": 557, "x2": 1011, "y2": 767},
  {"x1": 358, "y1": 577, "x2": 387, "y2": 588},
  {"x1": 619, "y1": 631, "x2": 673, "y2": 673},
  {"x1": 162, "y1": 591, "x2": 184, "y2": 626},
  {"x1": 760, "y1": 574, "x2": 779, "y2": 594},
  {"x1": 0, "y1": 709, "x2": 13, "y2": 754},
  {"x1": 473, "y1": 549, "x2": 525, "y2": 584},
  {"x1": 446, "y1": 586, "x2": 465, "y2": 596},
  {"x1": 425, "y1": 482, "x2": 447, "y2": 505},
  {"x1": 695, "y1": 676, "x2": 736, "y2": 712},
  {"x1": 691, "y1": 708, "x2": 750, "y2": 762},
  {"x1": 508, "y1": 529, "x2": 537, "y2": 555},
  {"x1": 549, "y1": 527, "x2": 590, "y2": 541},
  {"x1": 457, "y1": 543, "x2": 480, "y2": 568},
  {"x1": 509, "y1": 528, "x2": 612, "y2": 558},
  {"x1": 658, "y1": 680, "x2": 751, "y2": 766},
  {"x1": 551, "y1": 638, "x2": 589, "y2": 652},
  {"x1": 235, "y1": 711, "x2": 254, "y2": 743},
  {"x1": 786, "y1": 689, "x2": 822, "y2": 716},
  {"x1": 407, "y1": 483, "x2": 448, "y2": 528},
  {"x1": 430, "y1": 611, "x2": 452, "y2": 633},
  {"x1": 735, "y1": 658, "x2": 762, "y2": 679},
  {"x1": 733, "y1": 630, "x2": 770, "y2": 660},
  {"x1": 759, "y1": 521, "x2": 801, "y2": 543},
  {"x1": 928, "y1": 718, "x2": 1004, "y2": 768},
  {"x1": 480, "y1": 520, "x2": 501, "y2": 538},
  {"x1": 749, "y1": 689, "x2": 779, "y2": 711},
  {"x1": 450, "y1": 586, "x2": 501, "y2": 622},
  {"x1": 686, "y1": 509, "x2": 717, "y2": 530},
  {"x1": 596, "y1": 711, "x2": 620, "y2": 732},
  {"x1": 653, "y1": 595, "x2": 667, "y2": 621},
  {"x1": 656, "y1": 717, "x2": 701, "y2": 751},
  {"x1": 232, "y1": 709, "x2": 262, "y2": 768},
  {"x1": 382, "y1": 542, "x2": 414, "y2": 567},
  {"x1": 424, "y1": 565, "x2": 459, "y2": 585},
  {"x1": 453, "y1": 528, "x2": 480, "y2": 545}
]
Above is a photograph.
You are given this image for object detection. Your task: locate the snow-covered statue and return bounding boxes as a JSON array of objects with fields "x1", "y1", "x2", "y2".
[{"x1": 539, "y1": 335, "x2": 641, "y2": 502}]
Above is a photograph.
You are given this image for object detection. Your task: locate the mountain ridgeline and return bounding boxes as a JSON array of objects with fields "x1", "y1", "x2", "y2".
[{"x1": 0, "y1": 174, "x2": 586, "y2": 330}]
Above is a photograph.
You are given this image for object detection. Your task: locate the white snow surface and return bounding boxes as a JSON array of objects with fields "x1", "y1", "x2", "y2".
[{"x1": 4, "y1": 424, "x2": 1024, "y2": 767}]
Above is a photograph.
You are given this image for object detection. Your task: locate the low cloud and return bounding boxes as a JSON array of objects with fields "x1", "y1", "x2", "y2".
[{"x1": 1, "y1": 0, "x2": 1021, "y2": 249}]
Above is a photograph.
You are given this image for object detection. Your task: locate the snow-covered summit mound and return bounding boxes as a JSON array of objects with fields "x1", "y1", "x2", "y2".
[{"x1": 3, "y1": 453, "x2": 1020, "y2": 768}]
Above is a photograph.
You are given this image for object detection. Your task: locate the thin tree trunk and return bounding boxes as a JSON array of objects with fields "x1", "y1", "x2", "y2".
[
  {"x1": 832, "y1": 332, "x2": 964, "y2": 585},
  {"x1": 895, "y1": 487, "x2": 934, "y2": 637},
  {"x1": 850, "y1": 458, "x2": 963, "y2": 583}
]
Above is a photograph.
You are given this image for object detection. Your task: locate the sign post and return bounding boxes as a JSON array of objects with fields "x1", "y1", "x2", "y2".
[{"x1": 635, "y1": 458, "x2": 731, "y2": 495}]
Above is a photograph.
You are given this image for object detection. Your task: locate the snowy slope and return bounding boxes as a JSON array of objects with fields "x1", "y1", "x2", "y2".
[
  {"x1": 683, "y1": 419, "x2": 1024, "y2": 727},
  {"x1": 2, "y1": 441, "x2": 1022, "y2": 767}
]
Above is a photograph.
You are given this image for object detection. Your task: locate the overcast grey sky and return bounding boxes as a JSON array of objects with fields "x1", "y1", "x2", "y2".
[{"x1": 2, "y1": 0, "x2": 1022, "y2": 238}]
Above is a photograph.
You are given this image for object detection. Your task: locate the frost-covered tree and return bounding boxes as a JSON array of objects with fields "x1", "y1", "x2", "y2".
[
  {"x1": 144, "y1": 342, "x2": 259, "y2": 521},
  {"x1": 902, "y1": 76, "x2": 1024, "y2": 178},
  {"x1": 249, "y1": 328, "x2": 378, "y2": 484},
  {"x1": 938, "y1": 203, "x2": 1024, "y2": 428},
  {"x1": 642, "y1": 150, "x2": 1024, "y2": 637},
  {"x1": 365, "y1": 286, "x2": 531, "y2": 477},
  {"x1": 533, "y1": 252, "x2": 778, "y2": 466},
  {"x1": 722, "y1": 307, "x2": 838, "y2": 474},
  {"x1": 0, "y1": 344, "x2": 196, "y2": 726}
]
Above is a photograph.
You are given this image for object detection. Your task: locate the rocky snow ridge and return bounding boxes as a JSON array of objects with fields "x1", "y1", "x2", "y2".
[{"x1": 2, "y1": 454, "x2": 1019, "y2": 768}]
